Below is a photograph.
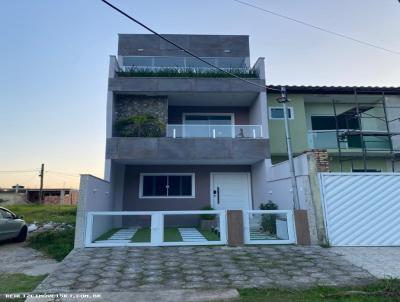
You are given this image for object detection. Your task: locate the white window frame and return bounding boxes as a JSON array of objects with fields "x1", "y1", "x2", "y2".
[
  {"x1": 269, "y1": 107, "x2": 294, "y2": 120},
  {"x1": 139, "y1": 173, "x2": 195, "y2": 199},
  {"x1": 182, "y1": 113, "x2": 235, "y2": 125}
]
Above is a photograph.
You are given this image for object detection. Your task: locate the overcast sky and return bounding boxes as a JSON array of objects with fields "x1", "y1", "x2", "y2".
[{"x1": 0, "y1": 0, "x2": 399, "y2": 188}]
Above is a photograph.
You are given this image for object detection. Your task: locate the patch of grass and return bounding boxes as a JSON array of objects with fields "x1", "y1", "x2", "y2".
[
  {"x1": 28, "y1": 228, "x2": 75, "y2": 261},
  {"x1": 198, "y1": 229, "x2": 220, "y2": 241},
  {"x1": 236, "y1": 279, "x2": 400, "y2": 302},
  {"x1": 164, "y1": 228, "x2": 182, "y2": 242},
  {"x1": 95, "y1": 228, "x2": 121, "y2": 241},
  {"x1": 6, "y1": 204, "x2": 76, "y2": 225},
  {"x1": 131, "y1": 228, "x2": 151, "y2": 243},
  {"x1": 116, "y1": 67, "x2": 259, "y2": 78},
  {"x1": 0, "y1": 273, "x2": 47, "y2": 294},
  {"x1": 320, "y1": 242, "x2": 331, "y2": 248}
]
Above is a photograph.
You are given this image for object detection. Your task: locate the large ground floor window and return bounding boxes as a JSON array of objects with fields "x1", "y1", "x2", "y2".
[{"x1": 139, "y1": 173, "x2": 195, "y2": 198}]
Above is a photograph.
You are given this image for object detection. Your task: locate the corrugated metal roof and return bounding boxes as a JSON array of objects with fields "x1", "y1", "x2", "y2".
[{"x1": 267, "y1": 85, "x2": 400, "y2": 95}]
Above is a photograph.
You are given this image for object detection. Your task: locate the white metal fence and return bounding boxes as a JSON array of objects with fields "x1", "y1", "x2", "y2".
[
  {"x1": 85, "y1": 210, "x2": 227, "y2": 247},
  {"x1": 319, "y1": 173, "x2": 400, "y2": 246},
  {"x1": 243, "y1": 210, "x2": 296, "y2": 244}
]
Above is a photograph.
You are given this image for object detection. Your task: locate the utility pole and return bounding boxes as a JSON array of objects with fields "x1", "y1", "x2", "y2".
[
  {"x1": 39, "y1": 163, "x2": 44, "y2": 203},
  {"x1": 277, "y1": 87, "x2": 300, "y2": 210}
]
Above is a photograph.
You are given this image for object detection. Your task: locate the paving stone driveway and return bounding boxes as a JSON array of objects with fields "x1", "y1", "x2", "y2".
[
  {"x1": 332, "y1": 247, "x2": 400, "y2": 279},
  {"x1": 35, "y1": 246, "x2": 374, "y2": 293}
]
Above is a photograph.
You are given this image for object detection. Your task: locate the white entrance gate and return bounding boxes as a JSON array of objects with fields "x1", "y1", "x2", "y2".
[
  {"x1": 243, "y1": 210, "x2": 296, "y2": 244},
  {"x1": 319, "y1": 173, "x2": 400, "y2": 246}
]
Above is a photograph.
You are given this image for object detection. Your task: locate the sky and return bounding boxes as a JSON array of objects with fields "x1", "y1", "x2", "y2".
[{"x1": 0, "y1": 0, "x2": 399, "y2": 189}]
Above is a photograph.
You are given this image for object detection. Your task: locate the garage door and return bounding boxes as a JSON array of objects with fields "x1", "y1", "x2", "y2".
[{"x1": 319, "y1": 173, "x2": 400, "y2": 246}]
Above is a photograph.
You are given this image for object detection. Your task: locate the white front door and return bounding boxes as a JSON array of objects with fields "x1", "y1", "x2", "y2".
[{"x1": 211, "y1": 173, "x2": 252, "y2": 210}]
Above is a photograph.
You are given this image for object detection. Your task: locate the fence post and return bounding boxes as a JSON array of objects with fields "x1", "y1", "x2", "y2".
[
  {"x1": 219, "y1": 211, "x2": 228, "y2": 244},
  {"x1": 294, "y1": 210, "x2": 311, "y2": 245},
  {"x1": 227, "y1": 210, "x2": 244, "y2": 246},
  {"x1": 85, "y1": 212, "x2": 94, "y2": 247},
  {"x1": 150, "y1": 212, "x2": 163, "y2": 246}
]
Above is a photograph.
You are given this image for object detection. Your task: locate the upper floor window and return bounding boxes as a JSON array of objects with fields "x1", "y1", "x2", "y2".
[
  {"x1": 311, "y1": 115, "x2": 359, "y2": 130},
  {"x1": 269, "y1": 107, "x2": 294, "y2": 120},
  {"x1": 183, "y1": 114, "x2": 233, "y2": 125}
]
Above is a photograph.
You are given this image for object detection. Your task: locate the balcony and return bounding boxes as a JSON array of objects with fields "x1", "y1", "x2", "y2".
[
  {"x1": 166, "y1": 124, "x2": 263, "y2": 139},
  {"x1": 108, "y1": 56, "x2": 265, "y2": 94},
  {"x1": 118, "y1": 66, "x2": 258, "y2": 78},
  {"x1": 106, "y1": 124, "x2": 269, "y2": 164},
  {"x1": 307, "y1": 130, "x2": 392, "y2": 152}
]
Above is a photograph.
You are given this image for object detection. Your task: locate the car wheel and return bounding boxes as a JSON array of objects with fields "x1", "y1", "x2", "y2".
[{"x1": 14, "y1": 226, "x2": 27, "y2": 242}]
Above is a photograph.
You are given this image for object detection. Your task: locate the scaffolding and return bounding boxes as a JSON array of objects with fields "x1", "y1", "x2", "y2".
[{"x1": 326, "y1": 89, "x2": 400, "y2": 172}]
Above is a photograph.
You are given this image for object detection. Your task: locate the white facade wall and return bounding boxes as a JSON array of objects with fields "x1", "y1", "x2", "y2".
[{"x1": 251, "y1": 160, "x2": 268, "y2": 209}]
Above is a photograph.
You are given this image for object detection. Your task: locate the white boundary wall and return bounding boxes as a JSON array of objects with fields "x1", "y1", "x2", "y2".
[
  {"x1": 74, "y1": 175, "x2": 112, "y2": 248},
  {"x1": 265, "y1": 154, "x2": 320, "y2": 244}
]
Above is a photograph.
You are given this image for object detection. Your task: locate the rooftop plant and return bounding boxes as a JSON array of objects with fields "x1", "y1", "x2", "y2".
[{"x1": 116, "y1": 67, "x2": 259, "y2": 78}]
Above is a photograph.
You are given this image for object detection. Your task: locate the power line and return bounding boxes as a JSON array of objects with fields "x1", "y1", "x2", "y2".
[
  {"x1": 232, "y1": 0, "x2": 400, "y2": 56},
  {"x1": 46, "y1": 171, "x2": 80, "y2": 177},
  {"x1": 100, "y1": 0, "x2": 280, "y2": 92},
  {"x1": 19, "y1": 174, "x2": 40, "y2": 187},
  {"x1": 0, "y1": 170, "x2": 38, "y2": 173}
]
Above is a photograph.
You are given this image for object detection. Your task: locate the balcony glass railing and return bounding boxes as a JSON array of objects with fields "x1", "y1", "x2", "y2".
[
  {"x1": 166, "y1": 124, "x2": 263, "y2": 139},
  {"x1": 307, "y1": 130, "x2": 392, "y2": 150},
  {"x1": 307, "y1": 130, "x2": 339, "y2": 149}
]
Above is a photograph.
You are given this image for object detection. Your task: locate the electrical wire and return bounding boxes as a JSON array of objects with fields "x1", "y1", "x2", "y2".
[
  {"x1": 100, "y1": 0, "x2": 281, "y2": 92},
  {"x1": 46, "y1": 171, "x2": 80, "y2": 177},
  {"x1": 0, "y1": 170, "x2": 39, "y2": 173},
  {"x1": 232, "y1": 0, "x2": 400, "y2": 56}
]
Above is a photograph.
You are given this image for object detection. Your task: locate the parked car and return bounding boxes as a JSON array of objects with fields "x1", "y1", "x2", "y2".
[{"x1": 0, "y1": 207, "x2": 27, "y2": 242}]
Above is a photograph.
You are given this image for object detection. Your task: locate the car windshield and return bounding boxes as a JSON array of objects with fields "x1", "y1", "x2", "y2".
[{"x1": 0, "y1": 209, "x2": 14, "y2": 219}]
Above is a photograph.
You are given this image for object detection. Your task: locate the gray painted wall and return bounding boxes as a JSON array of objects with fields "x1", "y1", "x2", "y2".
[
  {"x1": 122, "y1": 165, "x2": 251, "y2": 211},
  {"x1": 108, "y1": 77, "x2": 264, "y2": 93},
  {"x1": 106, "y1": 137, "x2": 270, "y2": 164},
  {"x1": 118, "y1": 34, "x2": 250, "y2": 58}
]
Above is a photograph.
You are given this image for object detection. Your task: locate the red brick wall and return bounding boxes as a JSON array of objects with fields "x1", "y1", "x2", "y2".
[{"x1": 309, "y1": 149, "x2": 330, "y2": 172}]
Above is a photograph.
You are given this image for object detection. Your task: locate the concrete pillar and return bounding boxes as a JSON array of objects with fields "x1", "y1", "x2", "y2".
[
  {"x1": 60, "y1": 190, "x2": 65, "y2": 205},
  {"x1": 306, "y1": 153, "x2": 329, "y2": 245},
  {"x1": 294, "y1": 210, "x2": 311, "y2": 245},
  {"x1": 227, "y1": 210, "x2": 244, "y2": 246}
]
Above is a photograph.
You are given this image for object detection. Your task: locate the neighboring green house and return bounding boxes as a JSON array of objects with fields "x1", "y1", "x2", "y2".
[{"x1": 267, "y1": 85, "x2": 400, "y2": 172}]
